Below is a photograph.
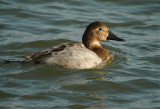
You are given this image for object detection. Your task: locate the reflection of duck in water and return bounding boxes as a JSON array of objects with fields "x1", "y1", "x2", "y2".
[{"x1": 23, "y1": 21, "x2": 125, "y2": 69}]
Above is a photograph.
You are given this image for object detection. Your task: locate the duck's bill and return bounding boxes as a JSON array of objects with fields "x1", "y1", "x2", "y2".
[{"x1": 107, "y1": 30, "x2": 125, "y2": 41}]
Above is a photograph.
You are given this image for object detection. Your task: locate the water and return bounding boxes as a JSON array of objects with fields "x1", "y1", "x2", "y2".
[{"x1": 0, "y1": 0, "x2": 160, "y2": 108}]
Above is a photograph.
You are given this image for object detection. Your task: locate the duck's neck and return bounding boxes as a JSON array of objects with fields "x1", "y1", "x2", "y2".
[
  {"x1": 91, "y1": 45, "x2": 110, "y2": 60},
  {"x1": 82, "y1": 35, "x2": 110, "y2": 60},
  {"x1": 83, "y1": 41, "x2": 110, "y2": 60}
]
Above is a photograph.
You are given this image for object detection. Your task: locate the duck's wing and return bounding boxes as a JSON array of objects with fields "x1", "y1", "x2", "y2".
[{"x1": 23, "y1": 43, "x2": 70, "y2": 61}]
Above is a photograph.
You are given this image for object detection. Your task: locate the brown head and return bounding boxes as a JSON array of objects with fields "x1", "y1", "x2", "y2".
[{"x1": 82, "y1": 21, "x2": 125, "y2": 49}]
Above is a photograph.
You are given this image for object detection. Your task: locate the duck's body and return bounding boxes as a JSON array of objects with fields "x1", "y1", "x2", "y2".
[
  {"x1": 34, "y1": 42, "x2": 102, "y2": 69},
  {"x1": 24, "y1": 21, "x2": 124, "y2": 69}
]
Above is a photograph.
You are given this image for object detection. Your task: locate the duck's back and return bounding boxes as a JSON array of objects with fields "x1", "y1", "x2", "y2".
[{"x1": 40, "y1": 42, "x2": 102, "y2": 69}]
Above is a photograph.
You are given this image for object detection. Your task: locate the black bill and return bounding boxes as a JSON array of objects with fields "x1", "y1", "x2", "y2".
[{"x1": 107, "y1": 30, "x2": 125, "y2": 41}]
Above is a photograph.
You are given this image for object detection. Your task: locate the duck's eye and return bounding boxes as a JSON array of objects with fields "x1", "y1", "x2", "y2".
[{"x1": 98, "y1": 28, "x2": 102, "y2": 31}]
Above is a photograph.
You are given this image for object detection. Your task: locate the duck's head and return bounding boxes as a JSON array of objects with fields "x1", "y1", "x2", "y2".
[{"x1": 82, "y1": 21, "x2": 125, "y2": 49}]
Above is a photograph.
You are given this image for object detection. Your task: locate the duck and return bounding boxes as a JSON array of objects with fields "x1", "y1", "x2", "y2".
[{"x1": 23, "y1": 21, "x2": 125, "y2": 69}]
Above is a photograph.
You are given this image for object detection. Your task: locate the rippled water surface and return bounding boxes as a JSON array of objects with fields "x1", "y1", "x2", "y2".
[{"x1": 0, "y1": 0, "x2": 160, "y2": 109}]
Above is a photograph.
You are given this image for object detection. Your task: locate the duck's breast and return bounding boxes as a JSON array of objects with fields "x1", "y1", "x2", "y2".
[{"x1": 44, "y1": 42, "x2": 102, "y2": 69}]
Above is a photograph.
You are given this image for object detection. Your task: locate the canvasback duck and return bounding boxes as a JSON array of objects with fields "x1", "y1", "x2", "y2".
[{"x1": 23, "y1": 21, "x2": 125, "y2": 69}]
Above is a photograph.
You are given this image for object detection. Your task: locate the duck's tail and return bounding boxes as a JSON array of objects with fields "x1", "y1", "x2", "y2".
[{"x1": 21, "y1": 55, "x2": 33, "y2": 61}]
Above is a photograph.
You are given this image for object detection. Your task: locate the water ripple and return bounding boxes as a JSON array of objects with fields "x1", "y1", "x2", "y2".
[{"x1": 0, "y1": 0, "x2": 159, "y2": 108}]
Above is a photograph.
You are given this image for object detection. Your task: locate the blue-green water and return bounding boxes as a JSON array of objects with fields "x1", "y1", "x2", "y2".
[{"x1": 0, "y1": 0, "x2": 160, "y2": 109}]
